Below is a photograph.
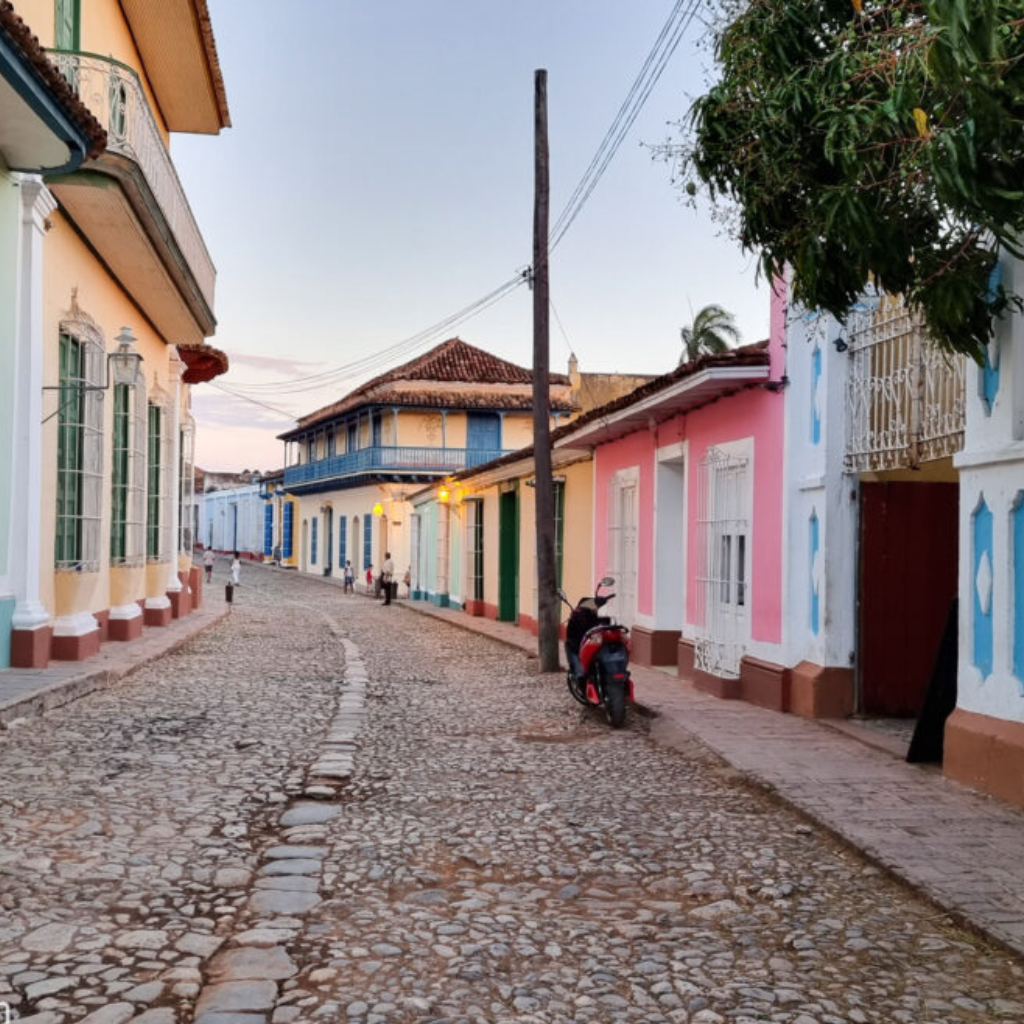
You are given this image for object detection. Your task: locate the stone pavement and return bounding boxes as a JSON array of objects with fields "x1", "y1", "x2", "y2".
[
  {"x1": 4, "y1": 569, "x2": 1024, "y2": 1024},
  {"x1": 0, "y1": 603, "x2": 228, "y2": 727},
  {"x1": 399, "y1": 599, "x2": 1024, "y2": 960}
]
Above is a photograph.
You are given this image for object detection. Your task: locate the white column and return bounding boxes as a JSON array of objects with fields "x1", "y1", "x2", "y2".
[
  {"x1": 165, "y1": 350, "x2": 183, "y2": 595},
  {"x1": 9, "y1": 176, "x2": 56, "y2": 632}
]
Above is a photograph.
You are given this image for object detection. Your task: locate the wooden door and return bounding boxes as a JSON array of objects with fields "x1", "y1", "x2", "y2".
[
  {"x1": 498, "y1": 488, "x2": 519, "y2": 621},
  {"x1": 859, "y1": 482, "x2": 959, "y2": 715}
]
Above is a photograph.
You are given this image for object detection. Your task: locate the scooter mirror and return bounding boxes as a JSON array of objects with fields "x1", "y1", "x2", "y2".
[{"x1": 598, "y1": 576, "x2": 615, "y2": 588}]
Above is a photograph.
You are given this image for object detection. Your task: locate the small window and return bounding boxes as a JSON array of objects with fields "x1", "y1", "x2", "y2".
[
  {"x1": 55, "y1": 0, "x2": 80, "y2": 50},
  {"x1": 147, "y1": 405, "x2": 162, "y2": 559}
]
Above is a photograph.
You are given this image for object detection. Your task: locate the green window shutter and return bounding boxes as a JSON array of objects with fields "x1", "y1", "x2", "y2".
[
  {"x1": 56, "y1": 332, "x2": 84, "y2": 565},
  {"x1": 110, "y1": 384, "x2": 129, "y2": 560},
  {"x1": 147, "y1": 405, "x2": 161, "y2": 558},
  {"x1": 554, "y1": 481, "x2": 565, "y2": 588},
  {"x1": 55, "y1": 0, "x2": 80, "y2": 50}
]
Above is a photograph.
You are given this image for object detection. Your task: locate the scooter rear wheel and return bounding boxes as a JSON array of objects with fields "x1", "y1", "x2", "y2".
[{"x1": 604, "y1": 678, "x2": 627, "y2": 728}]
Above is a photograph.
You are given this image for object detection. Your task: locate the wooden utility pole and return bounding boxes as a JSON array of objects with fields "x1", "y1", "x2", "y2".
[{"x1": 533, "y1": 69, "x2": 560, "y2": 673}]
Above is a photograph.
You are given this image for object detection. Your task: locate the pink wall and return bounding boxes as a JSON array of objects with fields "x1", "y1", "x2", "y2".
[{"x1": 592, "y1": 281, "x2": 787, "y2": 643}]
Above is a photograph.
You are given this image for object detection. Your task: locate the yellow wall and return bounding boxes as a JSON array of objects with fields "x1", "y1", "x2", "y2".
[
  {"x1": 17, "y1": 0, "x2": 170, "y2": 141},
  {"x1": 560, "y1": 459, "x2": 595, "y2": 606},
  {"x1": 42, "y1": 210, "x2": 176, "y2": 617},
  {"x1": 502, "y1": 414, "x2": 534, "y2": 451}
]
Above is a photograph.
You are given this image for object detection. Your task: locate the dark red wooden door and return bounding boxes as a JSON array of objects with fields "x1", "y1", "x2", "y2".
[{"x1": 858, "y1": 482, "x2": 959, "y2": 715}]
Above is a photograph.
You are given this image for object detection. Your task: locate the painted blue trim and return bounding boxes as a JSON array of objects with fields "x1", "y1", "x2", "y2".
[
  {"x1": 263, "y1": 503, "x2": 273, "y2": 558},
  {"x1": 809, "y1": 511, "x2": 820, "y2": 636},
  {"x1": 0, "y1": 34, "x2": 90, "y2": 174},
  {"x1": 282, "y1": 502, "x2": 294, "y2": 559},
  {"x1": 973, "y1": 498, "x2": 994, "y2": 679},
  {"x1": 363, "y1": 515, "x2": 372, "y2": 573},
  {"x1": 338, "y1": 514, "x2": 347, "y2": 569},
  {"x1": 1014, "y1": 497, "x2": 1024, "y2": 688},
  {"x1": 0, "y1": 595, "x2": 14, "y2": 669},
  {"x1": 311, "y1": 516, "x2": 318, "y2": 566},
  {"x1": 982, "y1": 345, "x2": 1001, "y2": 415},
  {"x1": 810, "y1": 346, "x2": 822, "y2": 446}
]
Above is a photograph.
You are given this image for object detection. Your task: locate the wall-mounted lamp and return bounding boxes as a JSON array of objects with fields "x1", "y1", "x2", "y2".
[
  {"x1": 42, "y1": 326, "x2": 143, "y2": 424},
  {"x1": 438, "y1": 488, "x2": 450, "y2": 504},
  {"x1": 372, "y1": 501, "x2": 384, "y2": 516}
]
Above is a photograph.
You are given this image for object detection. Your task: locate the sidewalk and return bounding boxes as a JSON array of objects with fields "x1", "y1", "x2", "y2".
[
  {"x1": 0, "y1": 602, "x2": 228, "y2": 727},
  {"x1": 399, "y1": 598, "x2": 1024, "y2": 959}
]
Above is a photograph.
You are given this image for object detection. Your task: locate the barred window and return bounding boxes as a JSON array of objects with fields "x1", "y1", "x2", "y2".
[
  {"x1": 146, "y1": 392, "x2": 173, "y2": 562},
  {"x1": 110, "y1": 379, "x2": 146, "y2": 565},
  {"x1": 179, "y1": 415, "x2": 195, "y2": 554},
  {"x1": 55, "y1": 327, "x2": 104, "y2": 571}
]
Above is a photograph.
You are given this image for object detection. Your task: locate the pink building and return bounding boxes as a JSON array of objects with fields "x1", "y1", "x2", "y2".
[{"x1": 555, "y1": 288, "x2": 792, "y2": 708}]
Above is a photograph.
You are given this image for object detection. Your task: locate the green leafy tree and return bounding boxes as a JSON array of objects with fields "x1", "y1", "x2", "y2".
[
  {"x1": 683, "y1": 0, "x2": 1024, "y2": 360},
  {"x1": 680, "y1": 304, "x2": 742, "y2": 364}
]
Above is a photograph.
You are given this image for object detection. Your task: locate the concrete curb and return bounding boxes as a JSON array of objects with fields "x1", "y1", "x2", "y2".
[{"x1": 0, "y1": 606, "x2": 229, "y2": 728}]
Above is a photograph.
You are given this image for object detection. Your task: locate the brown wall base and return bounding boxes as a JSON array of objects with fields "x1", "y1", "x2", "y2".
[
  {"x1": 108, "y1": 614, "x2": 143, "y2": 642},
  {"x1": 945, "y1": 708, "x2": 1024, "y2": 809},
  {"x1": 464, "y1": 599, "x2": 486, "y2": 617},
  {"x1": 518, "y1": 614, "x2": 538, "y2": 636},
  {"x1": 11, "y1": 626, "x2": 53, "y2": 668},
  {"x1": 739, "y1": 656, "x2": 791, "y2": 712},
  {"x1": 631, "y1": 627, "x2": 681, "y2": 668},
  {"x1": 189, "y1": 567, "x2": 203, "y2": 610},
  {"x1": 144, "y1": 604, "x2": 173, "y2": 628},
  {"x1": 51, "y1": 628, "x2": 101, "y2": 662},
  {"x1": 169, "y1": 588, "x2": 190, "y2": 619},
  {"x1": 677, "y1": 637, "x2": 695, "y2": 679},
  {"x1": 692, "y1": 668, "x2": 742, "y2": 700},
  {"x1": 790, "y1": 661, "x2": 855, "y2": 719},
  {"x1": 93, "y1": 609, "x2": 110, "y2": 644}
]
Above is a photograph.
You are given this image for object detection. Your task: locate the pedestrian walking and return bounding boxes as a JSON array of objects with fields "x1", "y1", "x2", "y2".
[
  {"x1": 403, "y1": 566, "x2": 411, "y2": 598},
  {"x1": 231, "y1": 551, "x2": 241, "y2": 586},
  {"x1": 203, "y1": 548, "x2": 215, "y2": 583},
  {"x1": 365, "y1": 564, "x2": 373, "y2": 595},
  {"x1": 381, "y1": 551, "x2": 395, "y2": 605},
  {"x1": 343, "y1": 560, "x2": 355, "y2": 594}
]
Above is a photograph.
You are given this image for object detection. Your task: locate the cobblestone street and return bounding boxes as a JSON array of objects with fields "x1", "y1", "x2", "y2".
[{"x1": 3, "y1": 568, "x2": 1024, "y2": 1024}]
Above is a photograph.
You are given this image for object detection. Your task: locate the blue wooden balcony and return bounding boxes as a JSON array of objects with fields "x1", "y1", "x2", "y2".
[{"x1": 283, "y1": 446, "x2": 510, "y2": 488}]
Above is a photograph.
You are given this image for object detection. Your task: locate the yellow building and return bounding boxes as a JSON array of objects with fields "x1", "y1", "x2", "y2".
[
  {"x1": 8, "y1": 0, "x2": 230, "y2": 666},
  {"x1": 410, "y1": 446, "x2": 594, "y2": 635},
  {"x1": 278, "y1": 338, "x2": 578, "y2": 586}
]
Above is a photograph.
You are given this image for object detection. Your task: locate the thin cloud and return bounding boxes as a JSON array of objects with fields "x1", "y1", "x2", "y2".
[
  {"x1": 192, "y1": 392, "x2": 294, "y2": 432},
  {"x1": 226, "y1": 351, "x2": 326, "y2": 375}
]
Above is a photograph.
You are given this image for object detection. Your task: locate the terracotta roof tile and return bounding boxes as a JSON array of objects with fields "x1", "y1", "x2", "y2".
[
  {"x1": 0, "y1": 2, "x2": 106, "y2": 159},
  {"x1": 179, "y1": 342, "x2": 229, "y2": 384},
  {"x1": 451, "y1": 341, "x2": 772, "y2": 480},
  {"x1": 282, "y1": 337, "x2": 571, "y2": 437}
]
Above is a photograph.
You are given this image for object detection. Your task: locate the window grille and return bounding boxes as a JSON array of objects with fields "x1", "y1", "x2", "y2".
[
  {"x1": 410, "y1": 513, "x2": 421, "y2": 592},
  {"x1": 110, "y1": 378, "x2": 146, "y2": 565},
  {"x1": 694, "y1": 447, "x2": 751, "y2": 678},
  {"x1": 338, "y1": 514, "x2": 347, "y2": 568},
  {"x1": 146, "y1": 390, "x2": 172, "y2": 562},
  {"x1": 263, "y1": 503, "x2": 273, "y2": 559},
  {"x1": 605, "y1": 474, "x2": 638, "y2": 626},
  {"x1": 363, "y1": 514, "x2": 373, "y2": 573},
  {"x1": 179, "y1": 415, "x2": 195, "y2": 555},
  {"x1": 55, "y1": 324, "x2": 104, "y2": 572},
  {"x1": 311, "y1": 516, "x2": 318, "y2": 566},
  {"x1": 436, "y1": 505, "x2": 450, "y2": 596},
  {"x1": 283, "y1": 501, "x2": 294, "y2": 560},
  {"x1": 465, "y1": 499, "x2": 484, "y2": 602}
]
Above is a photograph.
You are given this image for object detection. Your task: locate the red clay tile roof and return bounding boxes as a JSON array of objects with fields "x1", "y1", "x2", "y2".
[
  {"x1": 194, "y1": 0, "x2": 231, "y2": 129},
  {"x1": 451, "y1": 341, "x2": 772, "y2": 480},
  {"x1": 281, "y1": 338, "x2": 572, "y2": 438},
  {"x1": 0, "y1": 2, "x2": 106, "y2": 159}
]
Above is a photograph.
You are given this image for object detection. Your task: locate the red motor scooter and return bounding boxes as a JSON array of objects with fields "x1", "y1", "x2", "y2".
[{"x1": 560, "y1": 576, "x2": 634, "y2": 728}]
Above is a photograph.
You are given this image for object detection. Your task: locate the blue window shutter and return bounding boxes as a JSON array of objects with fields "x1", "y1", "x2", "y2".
[
  {"x1": 283, "y1": 502, "x2": 293, "y2": 559},
  {"x1": 363, "y1": 514, "x2": 373, "y2": 571},
  {"x1": 311, "y1": 517, "x2": 318, "y2": 566},
  {"x1": 339, "y1": 515, "x2": 347, "y2": 568},
  {"x1": 263, "y1": 504, "x2": 273, "y2": 557}
]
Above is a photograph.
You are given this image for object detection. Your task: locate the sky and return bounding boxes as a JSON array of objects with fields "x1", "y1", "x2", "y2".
[{"x1": 174, "y1": 1, "x2": 767, "y2": 472}]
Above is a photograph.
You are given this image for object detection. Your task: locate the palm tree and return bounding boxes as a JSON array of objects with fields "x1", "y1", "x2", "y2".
[{"x1": 679, "y1": 304, "x2": 741, "y2": 365}]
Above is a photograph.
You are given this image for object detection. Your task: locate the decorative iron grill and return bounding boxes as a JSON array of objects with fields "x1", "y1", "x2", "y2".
[
  {"x1": 694, "y1": 447, "x2": 750, "y2": 679},
  {"x1": 845, "y1": 295, "x2": 965, "y2": 472}
]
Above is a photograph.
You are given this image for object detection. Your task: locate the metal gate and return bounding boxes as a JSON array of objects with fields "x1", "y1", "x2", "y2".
[{"x1": 694, "y1": 447, "x2": 750, "y2": 678}]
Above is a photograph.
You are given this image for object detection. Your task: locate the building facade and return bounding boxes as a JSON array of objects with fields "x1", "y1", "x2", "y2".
[
  {"x1": 277, "y1": 338, "x2": 578, "y2": 585},
  {"x1": 5, "y1": 0, "x2": 230, "y2": 667}
]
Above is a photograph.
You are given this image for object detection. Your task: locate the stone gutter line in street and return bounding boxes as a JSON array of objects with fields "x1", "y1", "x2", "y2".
[
  {"x1": 398, "y1": 595, "x2": 1024, "y2": 962},
  {"x1": 0, "y1": 603, "x2": 229, "y2": 728}
]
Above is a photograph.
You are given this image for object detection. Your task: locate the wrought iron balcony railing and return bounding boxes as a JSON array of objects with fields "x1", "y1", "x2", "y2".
[
  {"x1": 49, "y1": 51, "x2": 216, "y2": 309},
  {"x1": 845, "y1": 294, "x2": 965, "y2": 473},
  {"x1": 284, "y1": 446, "x2": 510, "y2": 487}
]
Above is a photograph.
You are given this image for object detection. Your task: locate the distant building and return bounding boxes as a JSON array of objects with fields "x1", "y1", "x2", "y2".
[{"x1": 276, "y1": 338, "x2": 577, "y2": 582}]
